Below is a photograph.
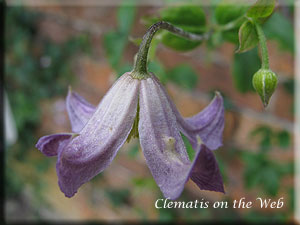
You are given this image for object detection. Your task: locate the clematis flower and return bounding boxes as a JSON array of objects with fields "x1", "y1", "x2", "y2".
[{"x1": 36, "y1": 72, "x2": 225, "y2": 199}]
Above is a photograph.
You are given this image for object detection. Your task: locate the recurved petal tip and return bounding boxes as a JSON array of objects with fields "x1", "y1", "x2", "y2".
[
  {"x1": 66, "y1": 89, "x2": 96, "y2": 133},
  {"x1": 151, "y1": 74, "x2": 225, "y2": 151},
  {"x1": 36, "y1": 133, "x2": 75, "y2": 157},
  {"x1": 190, "y1": 145, "x2": 225, "y2": 193},
  {"x1": 186, "y1": 92, "x2": 224, "y2": 150}
]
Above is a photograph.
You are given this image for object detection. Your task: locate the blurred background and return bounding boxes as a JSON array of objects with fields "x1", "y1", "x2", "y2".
[{"x1": 4, "y1": 1, "x2": 295, "y2": 223}]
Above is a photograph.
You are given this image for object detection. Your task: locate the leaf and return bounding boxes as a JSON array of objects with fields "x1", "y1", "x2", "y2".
[
  {"x1": 141, "y1": 15, "x2": 160, "y2": 27},
  {"x1": 131, "y1": 177, "x2": 157, "y2": 189},
  {"x1": 160, "y1": 5, "x2": 206, "y2": 27},
  {"x1": 242, "y1": 151, "x2": 280, "y2": 196},
  {"x1": 237, "y1": 20, "x2": 258, "y2": 53},
  {"x1": 250, "y1": 125, "x2": 272, "y2": 151},
  {"x1": 161, "y1": 26, "x2": 204, "y2": 51},
  {"x1": 232, "y1": 47, "x2": 260, "y2": 93},
  {"x1": 166, "y1": 64, "x2": 199, "y2": 90},
  {"x1": 221, "y1": 28, "x2": 240, "y2": 44},
  {"x1": 276, "y1": 130, "x2": 290, "y2": 149},
  {"x1": 247, "y1": 0, "x2": 276, "y2": 19},
  {"x1": 103, "y1": 3, "x2": 136, "y2": 70},
  {"x1": 207, "y1": 31, "x2": 223, "y2": 48},
  {"x1": 117, "y1": 2, "x2": 136, "y2": 34},
  {"x1": 159, "y1": 5, "x2": 206, "y2": 51},
  {"x1": 104, "y1": 188, "x2": 130, "y2": 206},
  {"x1": 116, "y1": 63, "x2": 133, "y2": 78},
  {"x1": 148, "y1": 60, "x2": 168, "y2": 84},
  {"x1": 263, "y1": 12, "x2": 294, "y2": 53},
  {"x1": 289, "y1": 188, "x2": 295, "y2": 211},
  {"x1": 261, "y1": 167, "x2": 279, "y2": 196},
  {"x1": 214, "y1": 1, "x2": 248, "y2": 44},
  {"x1": 103, "y1": 31, "x2": 127, "y2": 69},
  {"x1": 215, "y1": 0, "x2": 248, "y2": 25},
  {"x1": 282, "y1": 79, "x2": 294, "y2": 95},
  {"x1": 278, "y1": 162, "x2": 294, "y2": 176}
]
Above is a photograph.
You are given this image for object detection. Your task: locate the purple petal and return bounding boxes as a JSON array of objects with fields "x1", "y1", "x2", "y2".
[
  {"x1": 152, "y1": 75, "x2": 224, "y2": 150},
  {"x1": 139, "y1": 76, "x2": 193, "y2": 200},
  {"x1": 184, "y1": 93, "x2": 224, "y2": 150},
  {"x1": 189, "y1": 145, "x2": 225, "y2": 193},
  {"x1": 66, "y1": 88, "x2": 96, "y2": 133},
  {"x1": 57, "y1": 73, "x2": 139, "y2": 198},
  {"x1": 36, "y1": 133, "x2": 75, "y2": 157}
]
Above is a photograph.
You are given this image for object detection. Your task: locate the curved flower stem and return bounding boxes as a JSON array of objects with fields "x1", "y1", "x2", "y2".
[
  {"x1": 217, "y1": 15, "x2": 246, "y2": 31},
  {"x1": 255, "y1": 22, "x2": 269, "y2": 70},
  {"x1": 132, "y1": 21, "x2": 211, "y2": 78}
]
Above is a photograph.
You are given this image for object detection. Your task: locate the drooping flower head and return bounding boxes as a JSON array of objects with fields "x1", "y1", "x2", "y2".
[{"x1": 36, "y1": 21, "x2": 225, "y2": 199}]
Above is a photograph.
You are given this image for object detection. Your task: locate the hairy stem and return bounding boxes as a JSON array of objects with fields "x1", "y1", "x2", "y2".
[
  {"x1": 132, "y1": 21, "x2": 211, "y2": 78},
  {"x1": 255, "y1": 23, "x2": 269, "y2": 70}
]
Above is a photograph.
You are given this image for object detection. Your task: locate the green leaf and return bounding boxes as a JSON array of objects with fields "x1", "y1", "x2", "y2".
[
  {"x1": 232, "y1": 47, "x2": 260, "y2": 93},
  {"x1": 159, "y1": 5, "x2": 206, "y2": 51},
  {"x1": 116, "y1": 63, "x2": 133, "y2": 78},
  {"x1": 221, "y1": 28, "x2": 240, "y2": 44},
  {"x1": 148, "y1": 61, "x2": 168, "y2": 84},
  {"x1": 117, "y1": 3, "x2": 136, "y2": 33},
  {"x1": 215, "y1": 0, "x2": 248, "y2": 25},
  {"x1": 167, "y1": 64, "x2": 199, "y2": 90},
  {"x1": 214, "y1": 1, "x2": 248, "y2": 44},
  {"x1": 103, "y1": 32, "x2": 127, "y2": 69},
  {"x1": 250, "y1": 125, "x2": 273, "y2": 151},
  {"x1": 141, "y1": 15, "x2": 160, "y2": 27},
  {"x1": 161, "y1": 26, "x2": 204, "y2": 51},
  {"x1": 103, "y1": 3, "x2": 136, "y2": 70},
  {"x1": 237, "y1": 20, "x2": 258, "y2": 53},
  {"x1": 247, "y1": 0, "x2": 276, "y2": 19},
  {"x1": 276, "y1": 130, "x2": 290, "y2": 149},
  {"x1": 261, "y1": 167, "x2": 279, "y2": 196},
  {"x1": 289, "y1": 188, "x2": 295, "y2": 211},
  {"x1": 278, "y1": 162, "x2": 294, "y2": 176},
  {"x1": 242, "y1": 151, "x2": 280, "y2": 196},
  {"x1": 207, "y1": 30, "x2": 223, "y2": 48},
  {"x1": 131, "y1": 177, "x2": 157, "y2": 189},
  {"x1": 104, "y1": 188, "x2": 130, "y2": 206},
  {"x1": 263, "y1": 12, "x2": 294, "y2": 53},
  {"x1": 160, "y1": 5, "x2": 206, "y2": 26},
  {"x1": 283, "y1": 78, "x2": 294, "y2": 95}
]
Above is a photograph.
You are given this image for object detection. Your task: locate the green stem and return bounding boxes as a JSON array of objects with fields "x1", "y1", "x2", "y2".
[
  {"x1": 255, "y1": 22, "x2": 269, "y2": 69},
  {"x1": 132, "y1": 21, "x2": 211, "y2": 78},
  {"x1": 217, "y1": 15, "x2": 246, "y2": 32}
]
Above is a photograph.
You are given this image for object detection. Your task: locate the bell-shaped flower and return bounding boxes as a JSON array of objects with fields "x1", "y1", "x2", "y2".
[{"x1": 36, "y1": 72, "x2": 225, "y2": 199}]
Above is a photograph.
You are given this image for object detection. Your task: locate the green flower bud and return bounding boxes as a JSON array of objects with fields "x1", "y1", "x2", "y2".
[{"x1": 252, "y1": 69, "x2": 278, "y2": 107}]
